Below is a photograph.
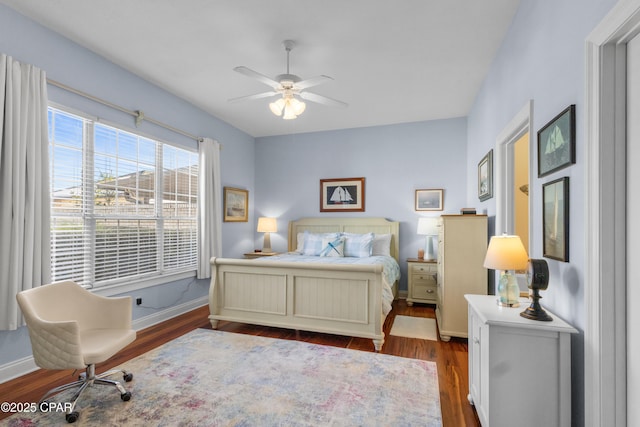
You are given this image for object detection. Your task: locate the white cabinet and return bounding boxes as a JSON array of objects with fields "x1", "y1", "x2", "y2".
[
  {"x1": 435, "y1": 215, "x2": 487, "y2": 341},
  {"x1": 465, "y1": 294, "x2": 578, "y2": 427}
]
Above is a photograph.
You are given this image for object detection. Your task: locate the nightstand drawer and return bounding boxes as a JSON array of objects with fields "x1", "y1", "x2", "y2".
[
  {"x1": 411, "y1": 274, "x2": 436, "y2": 286},
  {"x1": 409, "y1": 263, "x2": 437, "y2": 274},
  {"x1": 413, "y1": 284, "x2": 437, "y2": 300}
]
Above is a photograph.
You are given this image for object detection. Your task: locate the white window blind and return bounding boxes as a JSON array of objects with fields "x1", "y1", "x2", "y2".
[{"x1": 48, "y1": 107, "x2": 198, "y2": 288}]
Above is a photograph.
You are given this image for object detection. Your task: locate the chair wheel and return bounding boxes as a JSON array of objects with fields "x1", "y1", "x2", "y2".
[
  {"x1": 121, "y1": 391, "x2": 131, "y2": 401},
  {"x1": 66, "y1": 411, "x2": 79, "y2": 423},
  {"x1": 123, "y1": 372, "x2": 133, "y2": 382}
]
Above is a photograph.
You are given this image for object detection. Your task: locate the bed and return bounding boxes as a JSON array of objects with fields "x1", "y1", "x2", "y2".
[{"x1": 208, "y1": 217, "x2": 400, "y2": 351}]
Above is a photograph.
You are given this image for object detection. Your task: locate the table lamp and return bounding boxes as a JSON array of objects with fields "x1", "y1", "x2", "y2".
[
  {"x1": 417, "y1": 217, "x2": 439, "y2": 260},
  {"x1": 257, "y1": 217, "x2": 277, "y2": 253},
  {"x1": 483, "y1": 234, "x2": 528, "y2": 307}
]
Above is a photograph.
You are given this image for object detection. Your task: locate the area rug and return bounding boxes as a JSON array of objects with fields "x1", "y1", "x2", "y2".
[
  {"x1": 3, "y1": 329, "x2": 442, "y2": 426},
  {"x1": 390, "y1": 315, "x2": 438, "y2": 341}
]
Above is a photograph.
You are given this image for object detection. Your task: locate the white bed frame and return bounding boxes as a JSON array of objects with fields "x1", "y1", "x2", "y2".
[{"x1": 208, "y1": 217, "x2": 400, "y2": 351}]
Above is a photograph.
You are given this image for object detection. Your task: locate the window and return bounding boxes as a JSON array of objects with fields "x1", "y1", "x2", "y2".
[{"x1": 48, "y1": 106, "x2": 198, "y2": 288}]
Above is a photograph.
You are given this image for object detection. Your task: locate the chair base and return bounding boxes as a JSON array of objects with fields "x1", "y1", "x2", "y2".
[{"x1": 39, "y1": 364, "x2": 133, "y2": 423}]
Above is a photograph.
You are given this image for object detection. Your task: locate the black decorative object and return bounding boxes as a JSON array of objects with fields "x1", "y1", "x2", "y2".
[{"x1": 520, "y1": 259, "x2": 553, "y2": 321}]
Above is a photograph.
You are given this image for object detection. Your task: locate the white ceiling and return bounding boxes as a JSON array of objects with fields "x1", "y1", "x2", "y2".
[{"x1": 2, "y1": 0, "x2": 520, "y2": 138}]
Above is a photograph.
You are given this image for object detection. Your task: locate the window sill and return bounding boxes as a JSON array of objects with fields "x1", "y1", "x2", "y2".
[{"x1": 91, "y1": 270, "x2": 198, "y2": 297}]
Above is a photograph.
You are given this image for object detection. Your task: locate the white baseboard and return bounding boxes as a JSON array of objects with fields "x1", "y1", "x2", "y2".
[{"x1": 0, "y1": 296, "x2": 209, "y2": 384}]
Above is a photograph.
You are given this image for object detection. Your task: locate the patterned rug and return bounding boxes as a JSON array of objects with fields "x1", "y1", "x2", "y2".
[
  {"x1": 3, "y1": 329, "x2": 442, "y2": 426},
  {"x1": 390, "y1": 316, "x2": 438, "y2": 341}
]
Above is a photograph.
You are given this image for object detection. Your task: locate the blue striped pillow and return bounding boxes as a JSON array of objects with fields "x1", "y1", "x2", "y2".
[
  {"x1": 342, "y1": 232, "x2": 374, "y2": 258},
  {"x1": 302, "y1": 232, "x2": 340, "y2": 256}
]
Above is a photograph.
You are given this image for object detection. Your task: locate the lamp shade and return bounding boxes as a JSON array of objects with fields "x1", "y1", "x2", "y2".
[
  {"x1": 257, "y1": 217, "x2": 277, "y2": 233},
  {"x1": 483, "y1": 235, "x2": 528, "y2": 270},
  {"x1": 417, "y1": 217, "x2": 439, "y2": 235}
]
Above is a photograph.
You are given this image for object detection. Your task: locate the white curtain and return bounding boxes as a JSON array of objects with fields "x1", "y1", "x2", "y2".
[
  {"x1": 0, "y1": 54, "x2": 51, "y2": 331},
  {"x1": 197, "y1": 137, "x2": 222, "y2": 279}
]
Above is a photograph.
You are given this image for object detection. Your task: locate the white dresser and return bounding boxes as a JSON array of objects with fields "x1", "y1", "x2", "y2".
[
  {"x1": 436, "y1": 215, "x2": 487, "y2": 341},
  {"x1": 465, "y1": 294, "x2": 578, "y2": 427}
]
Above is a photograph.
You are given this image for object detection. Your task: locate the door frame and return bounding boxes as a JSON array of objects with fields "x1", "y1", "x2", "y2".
[
  {"x1": 495, "y1": 100, "x2": 533, "y2": 239},
  {"x1": 585, "y1": 0, "x2": 640, "y2": 425}
]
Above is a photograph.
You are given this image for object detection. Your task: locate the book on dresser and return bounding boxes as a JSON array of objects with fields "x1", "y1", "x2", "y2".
[{"x1": 435, "y1": 214, "x2": 488, "y2": 342}]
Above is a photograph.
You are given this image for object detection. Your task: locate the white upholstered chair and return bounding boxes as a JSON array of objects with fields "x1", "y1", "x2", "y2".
[{"x1": 16, "y1": 280, "x2": 137, "y2": 423}]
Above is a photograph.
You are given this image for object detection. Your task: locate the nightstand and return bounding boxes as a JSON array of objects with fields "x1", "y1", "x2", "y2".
[
  {"x1": 406, "y1": 258, "x2": 437, "y2": 305},
  {"x1": 243, "y1": 252, "x2": 278, "y2": 259}
]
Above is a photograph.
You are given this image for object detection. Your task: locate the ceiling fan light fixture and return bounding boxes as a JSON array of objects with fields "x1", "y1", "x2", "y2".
[
  {"x1": 282, "y1": 101, "x2": 298, "y2": 120},
  {"x1": 290, "y1": 97, "x2": 306, "y2": 116},
  {"x1": 269, "y1": 98, "x2": 285, "y2": 116}
]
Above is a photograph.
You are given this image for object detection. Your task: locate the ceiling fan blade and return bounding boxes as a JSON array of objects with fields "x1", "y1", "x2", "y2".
[
  {"x1": 299, "y1": 91, "x2": 348, "y2": 108},
  {"x1": 233, "y1": 66, "x2": 280, "y2": 88},
  {"x1": 228, "y1": 91, "x2": 278, "y2": 103},
  {"x1": 294, "y1": 75, "x2": 333, "y2": 90}
]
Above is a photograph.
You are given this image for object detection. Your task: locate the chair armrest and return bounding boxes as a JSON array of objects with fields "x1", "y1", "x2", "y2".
[
  {"x1": 26, "y1": 318, "x2": 85, "y2": 369},
  {"x1": 81, "y1": 293, "x2": 133, "y2": 331}
]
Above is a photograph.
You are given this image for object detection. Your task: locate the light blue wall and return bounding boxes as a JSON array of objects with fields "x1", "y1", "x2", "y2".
[
  {"x1": 466, "y1": 0, "x2": 617, "y2": 425},
  {"x1": 0, "y1": 4, "x2": 255, "y2": 366},
  {"x1": 255, "y1": 118, "x2": 468, "y2": 291}
]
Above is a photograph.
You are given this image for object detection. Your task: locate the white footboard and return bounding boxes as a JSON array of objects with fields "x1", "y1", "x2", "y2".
[{"x1": 208, "y1": 257, "x2": 387, "y2": 351}]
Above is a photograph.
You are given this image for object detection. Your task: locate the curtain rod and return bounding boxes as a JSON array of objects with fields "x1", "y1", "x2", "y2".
[{"x1": 47, "y1": 78, "x2": 203, "y2": 143}]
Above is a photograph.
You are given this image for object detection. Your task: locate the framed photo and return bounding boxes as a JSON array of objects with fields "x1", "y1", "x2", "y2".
[
  {"x1": 543, "y1": 177, "x2": 569, "y2": 262},
  {"x1": 478, "y1": 149, "x2": 493, "y2": 201},
  {"x1": 415, "y1": 189, "x2": 443, "y2": 211},
  {"x1": 320, "y1": 177, "x2": 365, "y2": 212},
  {"x1": 538, "y1": 104, "x2": 576, "y2": 177},
  {"x1": 223, "y1": 187, "x2": 248, "y2": 222}
]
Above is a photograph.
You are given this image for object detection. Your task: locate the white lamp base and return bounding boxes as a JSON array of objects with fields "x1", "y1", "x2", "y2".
[
  {"x1": 497, "y1": 271, "x2": 520, "y2": 307},
  {"x1": 262, "y1": 232, "x2": 273, "y2": 253}
]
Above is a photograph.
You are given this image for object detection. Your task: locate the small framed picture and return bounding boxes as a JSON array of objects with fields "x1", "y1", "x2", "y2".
[
  {"x1": 415, "y1": 189, "x2": 443, "y2": 211},
  {"x1": 538, "y1": 105, "x2": 576, "y2": 177},
  {"x1": 478, "y1": 149, "x2": 493, "y2": 201},
  {"x1": 223, "y1": 187, "x2": 248, "y2": 222},
  {"x1": 543, "y1": 177, "x2": 569, "y2": 262},
  {"x1": 320, "y1": 177, "x2": 365, "y2": 212}
]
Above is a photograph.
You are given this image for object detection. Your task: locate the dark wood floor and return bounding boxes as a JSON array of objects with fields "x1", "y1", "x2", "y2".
[{"x1": 0, "y1": 299, "x2": 480, "y2": 426}]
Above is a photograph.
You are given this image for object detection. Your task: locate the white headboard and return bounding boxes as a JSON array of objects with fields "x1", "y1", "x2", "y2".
[{"x1": 288, "y1": 217, "x2": 400, "y2": 263}]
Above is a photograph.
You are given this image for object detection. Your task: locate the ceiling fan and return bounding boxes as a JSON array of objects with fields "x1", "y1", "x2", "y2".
[{"x1": 229, "y1": 40, "x2": 348, "y2": 120}]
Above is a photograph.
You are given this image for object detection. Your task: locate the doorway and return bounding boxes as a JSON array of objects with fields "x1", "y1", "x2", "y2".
[
  {"x1": 494, "y1": 100, "x2": 533, "y2": 293},
  {"x1": 585, "y1": 1, "x2": 640, "y2": 425},
  {"x1": 626, "y1": 30, "x2": 639, "y2": 427}
]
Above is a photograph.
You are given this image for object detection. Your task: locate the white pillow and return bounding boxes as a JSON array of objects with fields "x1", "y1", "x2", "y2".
[
  {"x1": 319, "y1": 236, "x2": 345, "y2": 257},
  {"x1": 372, "y1": 233, "x2": 392, "y2": 256},
  {"x1": 302, "y1": 231, "x2": 341, "y2": 256},
  {"x1": 295, "y1": 232, "x2": 305, "y2": 253},
  {"x1": 342, "y1": 232, "x2": 374, "y2": 258}
]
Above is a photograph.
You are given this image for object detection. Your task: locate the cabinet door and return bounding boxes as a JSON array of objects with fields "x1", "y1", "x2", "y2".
[{"x1": 468, "y1": 307, "x2": 482, "y2": 407}]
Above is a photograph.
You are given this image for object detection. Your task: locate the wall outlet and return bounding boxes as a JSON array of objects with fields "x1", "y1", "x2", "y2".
[{"x1": 136, "y1": 297, "x2": 142, "y2": 305}]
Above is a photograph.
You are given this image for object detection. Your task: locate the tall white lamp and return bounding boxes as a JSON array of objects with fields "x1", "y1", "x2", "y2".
[
  {"x1": 483, "y1": 234, "x2": 528, "y2": 307},
  {"x1": 257, "y1": 217, "x2": 277, "y2": 253},
  {"x1": 417, "y1": 217, "x2": 439, "y2": 261}
]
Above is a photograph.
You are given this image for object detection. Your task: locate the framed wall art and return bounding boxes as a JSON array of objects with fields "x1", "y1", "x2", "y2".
[
  {"x1": 478, "y1": 149, "x2": 493, "y2": 201},
  {"x1": 223, "y1": 187, "x2": 248, "y2": 222},
  {"x1": 538, "y1": 104, "x2": 576, "y2": 177},
  {"x1": 542, "y1": 177, "x2": 569, "y2": 262},
  {"x1": 320, "y1": 177, "x2": 365, "y2": 212},
  {"x1": 415, "y1": 189, "x2": 443, "y2": 211}
]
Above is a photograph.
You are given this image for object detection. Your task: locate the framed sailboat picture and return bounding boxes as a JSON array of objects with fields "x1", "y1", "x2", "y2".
[
  {"x1": 543, "y1": 177, "x2": 569, "y2": 262},
  {"x1": 537, "y1": 104, "x2": 576, "y2": 177},
  {"x1": 223, "y1": 187, "x2": 248, "y2": 222},
  {"x1": 320, "y1": 177, "x2": 365, "y2": 212}
]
